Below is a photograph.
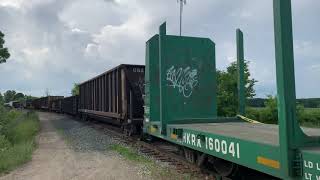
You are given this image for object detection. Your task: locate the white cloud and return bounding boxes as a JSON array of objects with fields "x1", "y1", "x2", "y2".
[
  {"x1": 0, "y1": 0, "x2": 23, "y2": 8},
  {"x1": 0, "y1": 0, "x2": 55, "y2": 10},
  {"x1": 0, "y1": 0, "x2": 319, "y2": 98},
  {"x1": 310, "y1": 64, "x2": 320, "y2": 71},
  {"x1": 71, "y1": 28, "x2": 85, "y2": 33},
  {"x1": 295, "y1": 40, "x2": 320, "y2": 59},
  {"x1": 84, "y1": 43, "x2": 98, "y2": 57}
]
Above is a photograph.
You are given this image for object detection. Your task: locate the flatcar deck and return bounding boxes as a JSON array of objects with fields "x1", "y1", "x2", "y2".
[{"x1": 170, "y1": 122, "x2": 320, "y2": 146}]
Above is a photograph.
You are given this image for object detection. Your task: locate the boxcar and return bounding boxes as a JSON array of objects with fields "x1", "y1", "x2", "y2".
[
  {"x1": 33, "y1": 96, "x2": 64, "y2": 111},
  {"x1": 61, "y1": 95, "x2": 79, "y2": 116},
  {"x1": 51, "y1": 98, "x2": 63, "y2": 112},
  {"x1": 79, "y1": 64, "x2": 145, "y2": 135}
]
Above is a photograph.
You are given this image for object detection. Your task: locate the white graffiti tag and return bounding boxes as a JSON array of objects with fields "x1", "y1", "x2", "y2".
[{"x1": 166, "y1": 66, "x2": 199, "y2": 98}]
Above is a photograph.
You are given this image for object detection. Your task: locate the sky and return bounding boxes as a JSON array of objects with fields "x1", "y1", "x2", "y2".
[{"x1": 0, "y1": 0, "x2": 319, "y2": 98}]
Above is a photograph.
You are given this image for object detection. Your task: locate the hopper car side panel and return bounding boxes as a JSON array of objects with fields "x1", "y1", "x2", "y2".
[
  {"x1": 79, "y1": 64, "x2": 145, "y2": 128},
  {"x1": 61, "y1": 96, "x2": 79, "y2": 115},
  {"x1": 51, "y1": 99, "x2": 62, "y2": 113},
  {"x1": 32, "y1": 96, "x2": 63, "y2": 111}
]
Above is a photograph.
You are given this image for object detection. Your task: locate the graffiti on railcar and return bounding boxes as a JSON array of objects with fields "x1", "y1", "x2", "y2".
[{"x1": 166, "y1": 66, "x2": 198, "y2": 98}]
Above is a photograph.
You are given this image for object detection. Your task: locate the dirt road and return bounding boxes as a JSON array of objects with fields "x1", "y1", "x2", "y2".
[{"x1": 0, "y1": 112, "x2": 148, "y2": 180}]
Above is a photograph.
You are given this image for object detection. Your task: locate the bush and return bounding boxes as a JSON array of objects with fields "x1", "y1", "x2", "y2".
[
  {"x1": 0, "y1": 141, "x2": 35, "y2": 173},
  {"x1": 0, "y1": 106, "x2": 40, "y2": 174},
  {"x1": 300, "y1": 108, "x2": 320, "y2": 127},
  {"x1": 246, "y1": 96, "x2": 278, "y2": 124},
  {"x1": 246, "y1": 96, "x2": 320, "y2": 127},
  {"x1": 5, "y1": 112, "x2": 39, "y2": 144},
  {"x1": 0, "y1": 135, "x2": 11, "y2": 152}
]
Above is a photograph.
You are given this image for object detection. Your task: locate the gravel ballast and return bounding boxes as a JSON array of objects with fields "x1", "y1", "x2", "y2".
[{"x1": 51, "y1": 115, "x2": 116, "y2": 153}]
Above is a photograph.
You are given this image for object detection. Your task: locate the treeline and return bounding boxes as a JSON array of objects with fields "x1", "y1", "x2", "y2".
[
  {"x1": 215, "y1": 61, "x2": 320, "y2": 126},
  {"x1": 246, "y1": 96, "x2": 320, "y2": 127},
  {"x1": 0, "y1": 90, "x2": 37, "y2": 104},
  {"x1": 248, "y1": 98, "x2": 320, "y2": 108}
]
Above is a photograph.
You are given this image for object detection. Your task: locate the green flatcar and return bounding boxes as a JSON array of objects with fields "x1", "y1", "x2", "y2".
[{"x1": 144, "y1": 0, "x2": 320, "y2": 179}]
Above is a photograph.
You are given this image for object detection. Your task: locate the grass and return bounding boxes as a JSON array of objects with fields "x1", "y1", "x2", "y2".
[
  {"x1": 110, "y1": 144, "x2": 151, "y2": 163},
  {"x1": 0, "y1": 108, "x2": 40, "y2": 174},
  {"x1": 110, "y1": 144, "x2": 194, "y2": 180},
  {"x1": 0, "y1": 141, "x2": 36, "y2": 173}
]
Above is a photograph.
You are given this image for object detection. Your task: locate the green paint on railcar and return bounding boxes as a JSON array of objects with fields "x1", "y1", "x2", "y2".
[
  {"x1": 169, "y1": 126, "x2": 282, "y2": 178},
  {"x1": 301, "y1": 149, "x2": 320, "y2": 180},
  {"x1": 145, "y1": 23, "x2": 218, "y2": 134},
  {"x1": 145, "y1": 35, "x2": 160, "y2": 123},
  {"x1": 159, "y1": 23, "x2": 217, "y2": 134},
  {"x1": 236, "y1": 29, "x2": 245, "y2": 116},
  {"x1": 144, "y1": 0, "x2": 320, "y2": 179}
]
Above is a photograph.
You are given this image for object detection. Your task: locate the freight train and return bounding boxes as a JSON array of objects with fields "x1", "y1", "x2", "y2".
[{"x1": 26, "y1": 1, "x2": 320, "y2": 179}]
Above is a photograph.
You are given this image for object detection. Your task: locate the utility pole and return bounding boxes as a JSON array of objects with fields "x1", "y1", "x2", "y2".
[{"x1": 178, "y1": 0, "x2": 186, "y2": 36}]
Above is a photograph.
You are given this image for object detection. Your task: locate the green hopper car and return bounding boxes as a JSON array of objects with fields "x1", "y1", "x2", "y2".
[{"x1": 144, "y1": 0, "x2": 320, "y2": 179}]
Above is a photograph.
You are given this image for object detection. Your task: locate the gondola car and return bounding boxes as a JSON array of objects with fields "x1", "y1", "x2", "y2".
[
  {"x1": 61, "y1": 95, "x2": 79, "y2": 116},
  {"x1": 78, "y1": 64, "x2": 145, "y2": 135},
  {"x1": 33, "y1": 96, "x2": 64, "y2": 111},
  {"x1": 51, "y1": 98, "x2": 63, "y2": 113}
]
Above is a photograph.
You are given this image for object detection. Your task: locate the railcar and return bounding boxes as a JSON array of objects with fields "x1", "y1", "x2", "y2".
[
  {"x1": 33, "y1": 96, "x2": 64, "y2": 111},
  {"x1": 3, "y1": 101, "x2": 22, "y2": 108},
  {"x1": 51, "y1": 98, "x2": 63, "y2": 113},
  {"x1": 143, "y1": 1, "x2": 320, "y2": 179},
  {"x1": 78, "y1": 64, "x2": 145, "y2": 135},
  {"x1": 12, "y1": 101, "x2": 23, "y2": 108},
  {"x1": 61, "y1": 95, "x2": 79, "y2": 116},
  {"x1": 23, "y1": 99, "x2": 34, "y2": 109}
]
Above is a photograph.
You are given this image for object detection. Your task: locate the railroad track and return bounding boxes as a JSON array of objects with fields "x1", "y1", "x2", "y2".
[{"x1": 86, "y1": 120, "x2": 217, "y2": 180}]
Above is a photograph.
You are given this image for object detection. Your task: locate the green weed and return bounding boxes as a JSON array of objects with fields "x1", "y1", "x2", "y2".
[
  {"x1": 110, "y1": 144, "x2": 151, "y2": 163},
  {"x1": 110, "y1": 144, "x2": 195, "y2": 180},
  {"x1": 0, "y1": 108, "x2": 40, "y2": 174}
]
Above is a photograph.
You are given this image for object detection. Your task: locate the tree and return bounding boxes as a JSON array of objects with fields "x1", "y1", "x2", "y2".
[
  {"x1": 24, "y1": 95, "x2": 37, "y2": 100},
  {"x1": 246, "y1": 95, "x2": 307, "y2": 125},
  {"x1": 0, "y1": 31, "x2": 10, "y2": 64},
  {"x1": 4, "y1": 90, "x2": 17, "y2": 103},
  {"x1": 1, "y1": 90, "x2": 36, "y2": 103},
  {"x1": 0, "y1": 92, "x2": 3, "y2": 104},
  {"x1": 71, "y1": 83, "x2": 79, "y2": 96},
  {"x1": 14, "y1": 93, "x2": 25, "y2": 101},
  {"x1": 262, "y1": 95, "x2": 278, "y2": 124},
  {"x1": 217, "y1": 61, "x2": 257, "y2": 117}
]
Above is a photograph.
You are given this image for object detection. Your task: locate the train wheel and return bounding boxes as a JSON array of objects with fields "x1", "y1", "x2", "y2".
[
  {"x1": 196, "y1": 153, "x2": 207, "y2": 167},
  {"x1": 81, "y1": 114, "x2": 88, "y2": 121},
  {"x1": 127, "y1": 124, "x2": 136, "y2": 136},
  {"x1": 210, "y1": 157, "x2": 239, "y2": 177},
  {"x1": 122, "y1": 124, "x2": 133, "y2": 136},
  {"x1": 184, "y1": 148, "x2": 196, "y2": 164}
]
